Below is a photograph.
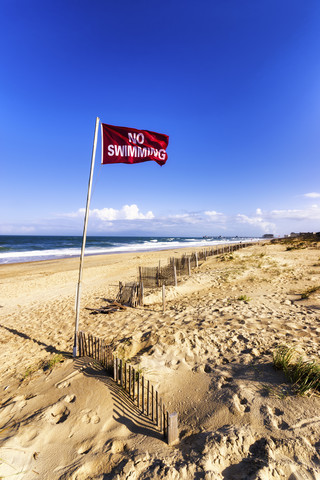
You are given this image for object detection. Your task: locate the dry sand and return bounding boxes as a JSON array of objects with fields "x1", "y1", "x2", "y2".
[{"x1": 1, "y1": 242, "x2": 320, "y2": 479}]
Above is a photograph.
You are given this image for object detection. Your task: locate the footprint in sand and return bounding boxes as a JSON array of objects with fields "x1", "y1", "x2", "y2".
[
  {"x1": 220, "y1": 376, "x2": 234, "y2": 388},
  {"x1": 81, "y1": 409, "x2": 100, "y2": 424},
  {"x1": 56, "y1": 380, "x2": 71, "y2": 389},
  {"x1": 18, "y1": 427, "x2": 39, "y2": 447},
  {"x1": 77, "y1": 439, "x2": 93, "y2": 454},
  {"x1": 55, "y1": 369, "x2": 83, "y2": 389},
  {"x1": 260, "y1": 405, "x2": 289, "y2": 430},
  {"x1": 63, "y1": 394, "x2": 76, "y2": 403},
  {"x1": 46, "y1": 402, "x2": 70, "y2": 424},
  {"x1": 240, "y1": 397, "x2": 251, "y2": 413},
  {"x1": 228, "y1": 393, "x2": 252, "y2": 415}
]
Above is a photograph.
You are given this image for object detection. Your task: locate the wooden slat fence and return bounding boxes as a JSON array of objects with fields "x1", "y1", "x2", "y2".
[
  {"x1": 78, "y1": 330, "x2": 114, "y2": 373},
  {"x1": 116, "y1": 281, "x2": 143, "y2": 307},
  {"x1": 138, "y1": 242, "x2": 253, "y2": 289},
  {"x1": 138, "y1": 263, "x2": 178, "y2": 288},
  {"x1": 78, "y1": 331, "x2": 178, "y2": 444},
  {"x1": 139, "y1": 266, "x2": 161, "y2": 288}
]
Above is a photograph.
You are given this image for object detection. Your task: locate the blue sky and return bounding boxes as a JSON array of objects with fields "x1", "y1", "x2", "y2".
[{"x1": 1, "y1": 0, "x2": 320, "y2": 237}]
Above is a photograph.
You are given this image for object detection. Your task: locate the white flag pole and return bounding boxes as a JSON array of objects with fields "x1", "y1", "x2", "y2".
[{"x1": 73, "y1": 116, "x2": 100, "y2": 357}]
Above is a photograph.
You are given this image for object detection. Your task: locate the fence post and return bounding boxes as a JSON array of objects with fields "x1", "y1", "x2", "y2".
[
  {"x1": 162, "y1": 284, "x2": 166, "y2": 313},
  {"x1": 159, "y1": 398, "x2": 163, "y2": 432},
  {"x1": 120, "y1": 359, "x2": 123, "y2": 387},
  {"x1": 142, "y1": 376, "x2": 145, "y2": 414},
  {"x1": 133, "y1": 368, "x2": 135, "y2": 401},
  {"x1": 162, "y1": 404, "x2": 166, "y2": 438},
  {"x1": 84, "y1": 333, "x2": 88, "y2": 356},
  {"x1": 156, "y1": 391, "x2": 159, "y2": 426},
  {"x1": 88, "y1": 334, "x2": 91, "y2": 357},
  {"x1": 195, "y1": 252, "x2": 198, "y2": 268},
  {"x1": 152, "y1": 385, "x2": 154, "y2": 422},
  {"x1": 113, "y1": 357, "x2": 117, "y2": 382},
  {"x1": 106, "y1": 345, "x2": 109, "y2": 371},
  {"x1": 140, "y1": 281, "x2": 144, "y2": 306},
  {"x1": 167, "y1": 412, "x2": 179, "y2": 445},
  {"x1": 78, "y1": 332, "x2": 82, "y2": 356},
  {"x1": 188, "y1": 257, "x2": 191, "y2": 276},
  {"x1": 91, "y1": 335, "x2": 94, "y2": 358},
  {"x1": 173, "y1": 264, "x2": 177, "y2": 286}
]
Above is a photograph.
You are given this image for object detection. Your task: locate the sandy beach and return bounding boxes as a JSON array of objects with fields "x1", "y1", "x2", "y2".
[{"x1": 1, "y1": 240, "x2": 320, "y2": 479}]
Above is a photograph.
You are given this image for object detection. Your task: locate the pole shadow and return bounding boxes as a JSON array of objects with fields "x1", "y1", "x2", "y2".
[{"x1": 0, "y1": 323, "x2": 70, "y2": 356}]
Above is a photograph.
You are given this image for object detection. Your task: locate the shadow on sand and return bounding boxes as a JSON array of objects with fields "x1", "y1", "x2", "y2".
[{"x1": 74, "y1": 356, "x2": 164, "y2": 442}]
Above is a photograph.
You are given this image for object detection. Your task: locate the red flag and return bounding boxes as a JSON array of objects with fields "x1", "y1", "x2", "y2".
[{"x1": 101, "y1": 123, "x2": 169, "y2": 166}]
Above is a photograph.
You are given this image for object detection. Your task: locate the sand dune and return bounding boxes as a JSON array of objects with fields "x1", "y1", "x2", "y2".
[{"x1": 1, "y1": 242, "x2": 320, "y2": 479}]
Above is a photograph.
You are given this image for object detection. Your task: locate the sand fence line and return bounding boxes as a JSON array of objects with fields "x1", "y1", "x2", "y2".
[
  {"x1": 77, "y1": 243, "x2": 255, "y2": 443},
  {"x1": 116, "y1": 242, "x2": 254, "y2": 310},
  {"x1": 77, "y1": 330, "x2": 179, "y2": 445}
]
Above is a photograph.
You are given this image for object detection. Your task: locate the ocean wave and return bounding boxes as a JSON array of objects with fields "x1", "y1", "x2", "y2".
[{"x1": 0, "y1": 236, "x2": 259, "y2": 264}]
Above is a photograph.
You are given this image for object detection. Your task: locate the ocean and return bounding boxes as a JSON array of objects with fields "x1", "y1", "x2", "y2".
[{"x1": 0, "y1": 235, "x2": 260, "y2": 265}]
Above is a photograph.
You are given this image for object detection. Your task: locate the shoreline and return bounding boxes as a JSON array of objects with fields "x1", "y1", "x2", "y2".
[{"x1": 0, "y1": 236, "x2": 261, "y2": 266}]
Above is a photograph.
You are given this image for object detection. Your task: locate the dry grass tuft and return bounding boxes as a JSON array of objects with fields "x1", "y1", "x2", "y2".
[{"x1": 273, "y1": 345, "x2": 320, "y2": 395}]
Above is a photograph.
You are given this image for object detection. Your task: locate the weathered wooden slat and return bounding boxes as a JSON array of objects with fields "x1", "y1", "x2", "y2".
[
  {"x1": 142, "y1": 376, "x2": 145, "y2": 414},
  {"x1": 168, "y1": 412, "x2": 179, "y2": 445},
  {"x1": 151, "y1": 385, "x2": 154, "y2": 422},
  {"x1": 159, "y1": 398, "x2": 163, "y2": 432},
  {"x1": 132, "y1": 368, "x2": 135, "y2": 401},
  {"x1": 120, "y1": 359, "x2": 123, "y2": 387},
  {"x1": 161, "y1": 404, "x2": 167, "y2": 437},
  {"x1": 114, "y1": 357, "x2": 117, "y2": 382},
  {"x1": 78, "y1": 332, "x2": 82, "y2": 356}
]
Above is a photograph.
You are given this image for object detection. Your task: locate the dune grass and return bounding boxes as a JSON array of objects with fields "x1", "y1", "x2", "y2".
[
  {"x1": 273, "y1": 345, "x2": 320, "y2": 395},
  {"x1": 23, "y1": 353, "x2": 65, "y2": 380},
  {"x1": 237, "y1": 295, "x2": 251, "y2": 302}
]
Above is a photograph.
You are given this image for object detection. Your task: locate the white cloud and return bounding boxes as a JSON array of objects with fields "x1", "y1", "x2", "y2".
[
  {"x1": 204, "y1": 210, "x2": 223, "y2": 218},
  {"x1": 62, "y1": 204, "x2": 154, "y2": 221},
  {"x1": 236, "y1": 214, "x2": 276, "y2": 233},
  {"x1": 121, "y1": 204, "x2": 154, "y2": 220},
  {"x1": 7, "y1": 200, "x2": 320, "y2": 236},
  {"x1": 270, "y1": 205, "x2": 320, "y2": 220},
  {"x1": 304, "y1": 192, "x2": 320, "y2": 198}
]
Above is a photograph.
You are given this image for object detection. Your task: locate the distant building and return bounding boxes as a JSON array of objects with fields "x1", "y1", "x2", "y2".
[{"x1": 262, "y1": 234, "x2": 274, "y2": 239}]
